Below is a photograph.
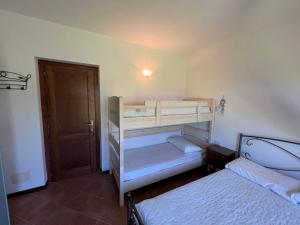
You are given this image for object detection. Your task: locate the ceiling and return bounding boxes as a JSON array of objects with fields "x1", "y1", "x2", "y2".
[{"x1": 0, "y1": 0, "x2": 299, "y2": 53}]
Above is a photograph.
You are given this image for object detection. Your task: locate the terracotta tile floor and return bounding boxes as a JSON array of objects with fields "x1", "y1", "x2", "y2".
[{"x1": 9, "y1": 168, "x2": 206, "y2": 225}]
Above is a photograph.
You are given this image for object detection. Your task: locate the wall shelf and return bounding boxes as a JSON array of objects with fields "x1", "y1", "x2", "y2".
[{"x1": 0, "y1": 71, "x2": 31, "y2": 90}]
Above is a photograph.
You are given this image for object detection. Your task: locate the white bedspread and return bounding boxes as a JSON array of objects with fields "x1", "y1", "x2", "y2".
[
  {"x1": 124, "y1": 143, "x2": 202, "y2": 182},
  {"x1": 136, "y1": 169, "x2": 300, "y2": 225}
]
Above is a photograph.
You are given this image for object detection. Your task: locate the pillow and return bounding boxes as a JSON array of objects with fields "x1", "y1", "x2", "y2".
[
  {"x1": 167, "y1": 136, "x2": 202, "y2": 153},
  {"x1": 226, "y1": 157, "x2": 300, "y2": 205},
  {"x1": 291, "y1": 193, "x2": 300, "y2": 205}
]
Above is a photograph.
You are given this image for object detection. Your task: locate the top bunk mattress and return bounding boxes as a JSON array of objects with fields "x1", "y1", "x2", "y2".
[{"x1": 124, "y1": 142, "x2": 203, "y2": 182}]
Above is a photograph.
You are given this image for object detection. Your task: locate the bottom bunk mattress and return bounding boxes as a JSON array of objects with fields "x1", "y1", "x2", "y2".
[{"x1": 124, "y1": 142, "x2": 203, "y2": 182}]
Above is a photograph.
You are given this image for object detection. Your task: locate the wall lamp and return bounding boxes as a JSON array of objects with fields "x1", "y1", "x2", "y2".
[{"x1": 142, "y1": 69, "x2": 152, "y2": 77}]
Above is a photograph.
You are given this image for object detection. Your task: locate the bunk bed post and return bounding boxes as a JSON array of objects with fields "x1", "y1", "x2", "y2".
[
  {"x1": 119, "y1": 97, "x2": 125, "y2": 206},
  {"x1": 208, "y1": 99, "x2": 216, "y2": 143},
  {"x1": 197, "y1": 102, "x2": 202, "y2": 121},
  {"x1": 156, "y1": 101, "x2": 161, "y2": 126},
  {"x1": 108, "y1": 96, "x2": 125, "y2": 206},
  {"x1": 108, "y1": 100, "x2": 112, "y2": 175}
]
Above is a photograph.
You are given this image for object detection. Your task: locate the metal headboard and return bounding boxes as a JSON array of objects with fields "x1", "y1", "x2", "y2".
[{"x1": 238, "y1": 134, "x2": 300, "y2": 175}]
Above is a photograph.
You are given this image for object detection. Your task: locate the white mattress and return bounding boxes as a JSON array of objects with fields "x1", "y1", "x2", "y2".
[
  {"x1": 136, "y1": 169, "x2": 300, "y2": 225},
  {"x1": 124, "y1": 143, "x2": 203, "y2": 182}
]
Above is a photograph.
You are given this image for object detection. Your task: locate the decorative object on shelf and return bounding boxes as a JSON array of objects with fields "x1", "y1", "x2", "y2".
[
  {"x1": 0, "y1": 71, "x2": 31, "y2": 90},
  {"x1": 216, "y1": 95, "x2": 226, "y2": 115}
]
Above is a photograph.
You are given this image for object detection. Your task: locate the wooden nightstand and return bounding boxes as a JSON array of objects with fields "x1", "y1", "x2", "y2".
[{"x1": 207, "y1": 144, "x2": 236, "y2": 172}]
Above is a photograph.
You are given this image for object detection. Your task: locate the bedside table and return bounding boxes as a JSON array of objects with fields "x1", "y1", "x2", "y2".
[{"x1": 207, "y1": 144, "x2": 236, "y2": 172}]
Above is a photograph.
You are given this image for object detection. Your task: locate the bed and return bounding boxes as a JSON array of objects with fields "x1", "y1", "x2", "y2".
[
  {"x1": 128, "y1": 134, "x2": 300, "y2": 225},
  {"x1": 108, "y1": 96, "x2": 215, "y2": 206}
]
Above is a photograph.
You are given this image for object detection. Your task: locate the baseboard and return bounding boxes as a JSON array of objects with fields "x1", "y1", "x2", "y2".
[{"x1": 7, "y1": 181, "x2": 48, "y2": 198}]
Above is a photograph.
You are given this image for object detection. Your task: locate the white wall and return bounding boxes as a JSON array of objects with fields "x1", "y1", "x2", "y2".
[
  {"x1": 0, "y1": 10, "x2": 187, "y2": 193},
  {"x1": 3, "y1": 3, "x2": 299, "y2": 194},
  {"x1": 187, "y1": 15, "x2": 300, "y2": 150}
]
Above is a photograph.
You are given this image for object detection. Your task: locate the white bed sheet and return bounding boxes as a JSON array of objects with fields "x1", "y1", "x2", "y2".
[
  {"x1": 136, "y1": 169, "x2": 300, "y2": 225},
  {"x1": 124, "y1": 143, "x2": 202, "y2": 182}
]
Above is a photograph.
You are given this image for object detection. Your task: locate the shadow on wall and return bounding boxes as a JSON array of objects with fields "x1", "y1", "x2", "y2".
[
  {"x1": 237, "y1": 76, "x2": 300, "y2": 139},
  {"x1": 0, "y1": 43, "x2": 19, "y2": 192},
  {"x1": 213, "y1": 72, "x2": 300, "y2": 150},
  {"x1": 189, "y1": 16, "x2": 300, "y2": 149}
]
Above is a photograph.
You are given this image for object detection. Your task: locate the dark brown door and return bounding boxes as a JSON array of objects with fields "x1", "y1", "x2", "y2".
[{"x1": 39, "y1": 60, "x2": 100, "y2": 181}]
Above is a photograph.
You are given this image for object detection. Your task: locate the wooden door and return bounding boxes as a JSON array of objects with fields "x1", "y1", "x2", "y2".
[{"x1": 39, "y1": 60, "x2": 100, "y2": 181}]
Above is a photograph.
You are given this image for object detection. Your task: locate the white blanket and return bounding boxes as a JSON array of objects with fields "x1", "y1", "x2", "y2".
[
  {"x1": 136, "y1": 169, "x2": 300, "y2": 225},
  {"x1": 124, "y1": 143, "x2": 202, "y2": 181}
]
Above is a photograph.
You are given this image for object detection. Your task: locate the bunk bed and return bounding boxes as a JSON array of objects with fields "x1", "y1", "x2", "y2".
[{"x1": 108, "y1": 97, "x2": 215, "y2": 206}]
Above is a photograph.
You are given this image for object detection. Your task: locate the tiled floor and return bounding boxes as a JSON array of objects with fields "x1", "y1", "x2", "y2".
[{"x1": 8, "y1": 168, "x2": 206, "y2": 225}]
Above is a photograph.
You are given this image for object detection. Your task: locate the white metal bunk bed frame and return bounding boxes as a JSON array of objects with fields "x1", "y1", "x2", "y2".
[{"x1": 108, "y1": 96, "x2": 215, "y2": 206}]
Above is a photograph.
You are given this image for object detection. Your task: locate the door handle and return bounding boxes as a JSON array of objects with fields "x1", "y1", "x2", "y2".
[{"x1": 85, "y1": 120, "x2": 94, "y2": 133}]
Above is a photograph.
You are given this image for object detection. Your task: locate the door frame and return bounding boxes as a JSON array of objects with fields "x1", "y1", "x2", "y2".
[{"x1": 38, "y1": 59, "x2": 101, "y2": 181}]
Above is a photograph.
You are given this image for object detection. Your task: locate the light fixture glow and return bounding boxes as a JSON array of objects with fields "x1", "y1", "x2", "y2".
[{"x1": 142, "y1": 69, "x2": 152, "y2": 77}]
